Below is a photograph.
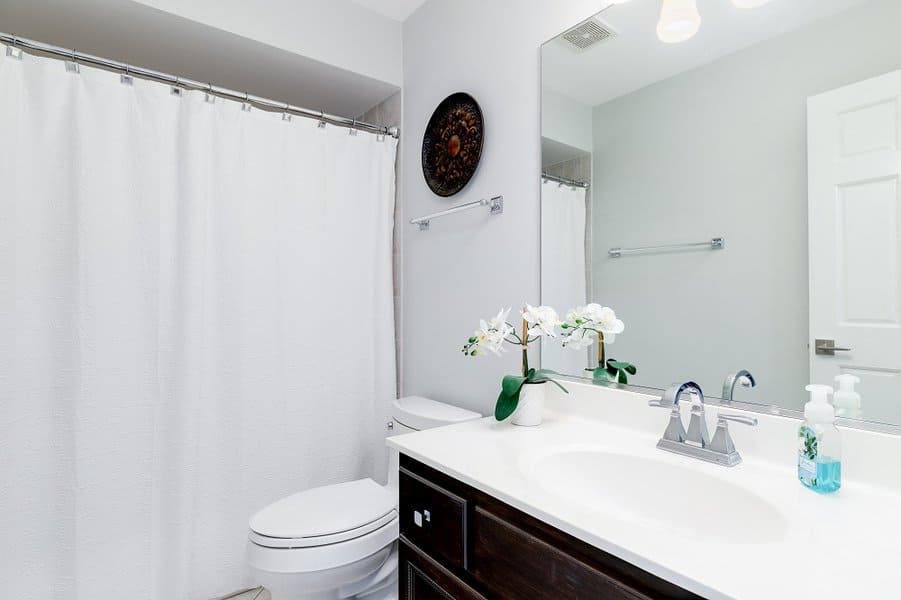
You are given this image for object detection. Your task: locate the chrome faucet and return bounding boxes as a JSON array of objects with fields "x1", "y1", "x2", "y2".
[
  {"x1": 650, "y1": 381, "x2": 758, "y2": 467},
  {"x1": 722, "y1": 370, "x2": 756, "y2": 404},
  {"x1": 651, "y1": 381, "x2": 705, "y2": 444}
]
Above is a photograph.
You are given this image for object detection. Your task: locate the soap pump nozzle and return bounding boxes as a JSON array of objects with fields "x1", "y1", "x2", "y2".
[
  {"x1": 804, "y1": 384, "x2": 835, "y2": 424},
  {"x1": 834, "y1": 374, "x2": 860, "y2": 393}
]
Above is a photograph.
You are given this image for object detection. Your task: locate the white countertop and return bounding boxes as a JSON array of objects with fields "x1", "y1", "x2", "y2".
[{"x1": 388, "y1": 381, "x2": 901, "y2": 599}]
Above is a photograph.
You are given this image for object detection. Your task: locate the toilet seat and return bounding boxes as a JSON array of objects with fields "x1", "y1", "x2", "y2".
[
  {"x1": 247, "y1": 478, "x2": 399, "y2": 573},
  {"x1": 247, "y1": 515, "x2": 399, "y2": 574},
  {"x1": 249, "y1": 510, "x2": 397, "y2": 548},
  {"x1": 250, "y1": 477, "x2": 395, "y2": 540}
]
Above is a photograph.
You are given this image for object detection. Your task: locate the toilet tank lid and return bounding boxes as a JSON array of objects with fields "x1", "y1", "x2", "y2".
[{"x1": 392, "y1": 396, "x2": 482, "y2": 431}]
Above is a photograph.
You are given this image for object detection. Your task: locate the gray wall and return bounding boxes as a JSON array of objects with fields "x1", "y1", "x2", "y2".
[
  {"x1": 589, "y1": 0, "x2": 901, "y2": 409},
  {"x1": 400, "y1": 0, "x2": 608, "y2": 415}
]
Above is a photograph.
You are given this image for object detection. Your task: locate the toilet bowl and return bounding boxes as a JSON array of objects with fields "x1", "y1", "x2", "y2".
[{"x1": 247, "y1": 396, "x2": 481, "y2": 599}]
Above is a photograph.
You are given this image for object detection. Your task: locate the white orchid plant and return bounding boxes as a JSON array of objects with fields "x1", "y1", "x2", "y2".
[
  {"x1": 560, "y1": 303, "x2": 637, "y2": 384},
  {"x1": 462, "y1": 305, "x2": 568, "y2": 421}
]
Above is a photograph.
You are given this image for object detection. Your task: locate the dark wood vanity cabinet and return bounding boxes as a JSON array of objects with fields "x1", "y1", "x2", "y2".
[{"x1": 398, "y1": 455, "x2": 704, "y2": 600}]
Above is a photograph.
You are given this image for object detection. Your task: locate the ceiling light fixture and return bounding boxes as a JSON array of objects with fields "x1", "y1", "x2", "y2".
[{"x1": 656, "y1": 0, "x2": 702, "y2": 44}]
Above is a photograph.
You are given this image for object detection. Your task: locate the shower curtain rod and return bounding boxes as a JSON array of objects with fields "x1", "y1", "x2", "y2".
[
  {"x1": 0, "y1": 32, "x2": 400, "y2": 139},
  {"x1": 541, "y1": 172, "x2": 589, "y2": 188}
]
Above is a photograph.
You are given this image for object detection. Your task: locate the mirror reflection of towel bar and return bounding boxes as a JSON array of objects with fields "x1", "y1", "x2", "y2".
[{"x1": 609, "y1": 237, "x2": 724, "y2": 258}]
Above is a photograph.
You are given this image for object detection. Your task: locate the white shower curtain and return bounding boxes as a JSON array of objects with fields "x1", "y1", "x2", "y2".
[
  {"x1": 0, "y1": 47, "x2": 397, "y2": 599},
  {"x1": 540, "y1": 179, "x2": 588, "y2": 376}
]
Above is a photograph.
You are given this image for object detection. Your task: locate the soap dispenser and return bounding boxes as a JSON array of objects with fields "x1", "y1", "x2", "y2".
[
  {"x1": 834, "y1": 374, "x2": 862, "y2": 419},
  {"x1": 798, "y1": 384, "x2": 842, "y2": 494}
]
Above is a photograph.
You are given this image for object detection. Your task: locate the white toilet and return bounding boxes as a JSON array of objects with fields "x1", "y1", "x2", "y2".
[{"x1": 246, "y1": 396, "x2": 481, "y2": 600}]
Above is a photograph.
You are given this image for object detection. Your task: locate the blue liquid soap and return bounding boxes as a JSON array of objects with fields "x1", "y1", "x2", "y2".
[
  {"x1": 799, "y1": 385, "x2": 842, "y2": 495},
  {"x1": 799, "y1": 457, "x2": 842, "y2": 494}
]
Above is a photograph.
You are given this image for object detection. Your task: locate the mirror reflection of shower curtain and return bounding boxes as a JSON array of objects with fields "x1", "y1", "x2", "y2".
[{"x1": 541, "y1": 179, "x2": 588, "y2": 374}]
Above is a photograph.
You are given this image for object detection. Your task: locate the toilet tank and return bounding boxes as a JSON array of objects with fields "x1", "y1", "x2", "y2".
[
  {"x1": 390, "y1": 396, "x2": 481, "y2": 433},
  {"x1": 386, "y1": 396, "x2": 481, "y2": 494}
]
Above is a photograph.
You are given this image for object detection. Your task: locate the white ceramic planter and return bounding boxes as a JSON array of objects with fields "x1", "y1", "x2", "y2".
[{"x1": 511, "y1": 381, "x2": 547, "y2": 426}]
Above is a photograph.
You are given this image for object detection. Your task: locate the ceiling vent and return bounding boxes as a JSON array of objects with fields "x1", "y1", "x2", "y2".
[{"x1": 559, "y1": 18, "x2": 617, "y2": 53}]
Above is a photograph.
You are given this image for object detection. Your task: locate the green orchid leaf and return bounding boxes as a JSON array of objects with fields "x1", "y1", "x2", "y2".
[
  {"x1": 495, "y1": 388, "x2": 520, "y2": 421},
  {"x1": 608, "y1": 361, "x2": 637, "y2": 375},
  {"x1": 501, "y1": 374, "x2": 527, "y2": 398},
  {"x1": 496, "y1": 374, "x2": 528, "y2": 420}
]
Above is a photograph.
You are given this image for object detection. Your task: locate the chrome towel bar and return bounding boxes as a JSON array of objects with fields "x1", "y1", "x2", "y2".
[
  {"x1": 410, "y1": 196, "x2": 503, "y2": 231},
  {"x1": 609, "y1": 237, "x2": 724, "y2": 258}
]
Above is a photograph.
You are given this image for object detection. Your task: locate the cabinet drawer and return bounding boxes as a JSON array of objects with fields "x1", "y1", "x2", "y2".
[
  {"x1": 472, "y1": 507, "x2": 653, "y2": 600},
  {"x1": 399, "y1": 467, "x2": 469, "y2": 570}
]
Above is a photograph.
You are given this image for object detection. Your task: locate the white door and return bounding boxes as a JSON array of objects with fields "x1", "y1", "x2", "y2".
[{"x1": 808, "y1": 70, "x2": 901, "y2": 424}]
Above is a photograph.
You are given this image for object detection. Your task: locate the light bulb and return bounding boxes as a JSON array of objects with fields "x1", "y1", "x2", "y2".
[
  {"x1": 732, "y1": 0, "x2": 774, "y2": 7},
  {"x1": 656, "y1": 0, "x2": 702, "y2": 44}
]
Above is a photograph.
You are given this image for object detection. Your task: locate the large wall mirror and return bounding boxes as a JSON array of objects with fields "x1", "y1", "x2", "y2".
[{"x1": 540, "y1": 0, "x2": 901, "y2": 427}]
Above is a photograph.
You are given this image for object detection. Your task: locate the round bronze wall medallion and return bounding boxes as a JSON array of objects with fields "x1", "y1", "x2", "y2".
[{"x1": 421, "y1": 92, "x2": 484, "y2": 197}]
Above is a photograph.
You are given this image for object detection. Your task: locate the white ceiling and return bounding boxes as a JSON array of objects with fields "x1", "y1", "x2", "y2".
[
  {"x1": 542, "y1": 0, "x2": 872, "y2": 107},
  {"x1": 0, "y1": 0, "x2": 400, "y2": 117},
  {"x1": 351, "y1": 0, "x2": 428, "y2": 21}
]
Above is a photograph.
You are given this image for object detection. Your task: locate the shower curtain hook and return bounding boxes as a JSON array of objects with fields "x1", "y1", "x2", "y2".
[
  {"x1": 65, "y1": 48, "x2": 80, "y2": 74},
  {"x1": 121, "y1": 63, "x2": 134, "y2": 86},
  {"x1": 6, "y1": 36, "x2": 23, "y2": 60},
  {"x1": 205, "y1": 82, "x2": 215, "y2": 103},
  {"x1": 318, "y1": 110, "x2": 327, "y2": 129},
  {"x1": 349, "y1": 119, "x2": 358, "y2": 136},
  {"x1": 282, "y1": 103, "x2": 291, "y2": 122},
  {"x1": 242, "y1": 92, "x2": 251, "y2": 112}
]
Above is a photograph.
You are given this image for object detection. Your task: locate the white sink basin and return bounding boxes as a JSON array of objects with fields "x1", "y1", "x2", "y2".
[{"x1": 522, "y1": 444, "x2": 788, "y2": 544}]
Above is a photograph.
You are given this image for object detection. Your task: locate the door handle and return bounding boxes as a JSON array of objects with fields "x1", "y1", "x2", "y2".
[{"x1": 815, "y1": 339, "x2": 852, "y2": 356}]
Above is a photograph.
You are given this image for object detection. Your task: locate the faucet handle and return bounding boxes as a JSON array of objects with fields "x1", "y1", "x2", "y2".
[
  {"x1": 718, "y1": 413, "x2": 758, "y2": 427},
  {"x1": 709, "y1": 412, "x2": 757, "y2": 455}
]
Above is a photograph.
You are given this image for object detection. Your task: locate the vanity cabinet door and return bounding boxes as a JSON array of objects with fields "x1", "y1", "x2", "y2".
[
  {"x1": 399, "y1": 467, "x2": 470, "y2": 570},
  {"x1": 400, "y1": 537, "x2": 486, "y2": 600},
  {"x1": 471, "y1": 507, "x2": 650, "y2": 600}
]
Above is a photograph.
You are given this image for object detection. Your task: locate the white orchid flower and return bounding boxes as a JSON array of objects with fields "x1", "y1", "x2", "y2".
[
  {"x1": 486, "y1": 307, "x2": 513, "y2": 334},
  {"x1": 562, "y1": 327, "x2": 595, "y2": 350},
  {"x1": 463, "y1": 308, "x2": 515, "y2": 357},
  {"x1": 477, "y1": 308, "x2": 513, "y2": 355},
  {"x1": 521, "y1": 304, "x2": 561, "y2": 338},
  {"x1": 593, "y1": 305, "x2": 625, "y2": 343},
  {"x1": 562, "y1": 303, "x2": 625, "y2": 345}
]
